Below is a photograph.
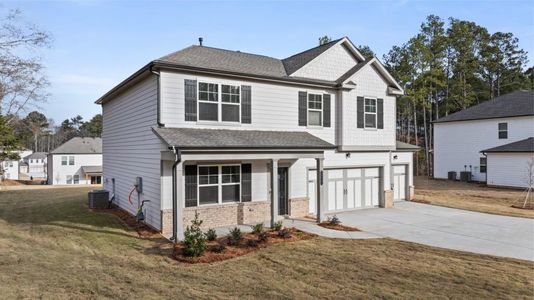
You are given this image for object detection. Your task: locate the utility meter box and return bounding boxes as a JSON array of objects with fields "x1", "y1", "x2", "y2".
[{"x1": 134, "y1": 177, "x2": 143, "y2": 193}]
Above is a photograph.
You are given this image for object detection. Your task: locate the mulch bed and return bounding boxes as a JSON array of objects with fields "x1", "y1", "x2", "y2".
[
  {"x1": 173, "y1": 228, "x2": 315, "y2": 264},
  {"x1": 91, "y1": 206, "x2": 160, "y2": 238},
  {"x1": 318, "y1": 222, "x2": 361, "y2": 232},
  {"x1": 411, "y1": 199, "x2": 432, "y2": 204}
]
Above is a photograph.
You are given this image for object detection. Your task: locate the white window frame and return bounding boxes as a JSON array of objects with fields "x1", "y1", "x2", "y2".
[
  {"x1": 364, "y1": 97, "x2": 377, "y2": 129},
  {"x1": 307, "y1": 93, "x2": 323, "y2": 127},
  {"x1": 66, "y1": 175, "x2": 73, "y2": 184},
  {"x1": 197, "y1": 81, "x2": 241, "y2": 124},
  {"x1": 61, "y1": 156, "x2": 68, "y2": 166},
  {"x1": 498, "y1": 122, "x2": 508, "y2": 139},
  {"x1": 73, "y1": 175, "x2": 80, "y2": 184},
  {"x1": 479, "y1": 157, "x2": 487, "y2": 174},
  {"x1": 197, "y1": 164, "x2": 241, "y2": 206},
  {"x1": 68, "y1": 156, "x2": 75, "y2": 166}
]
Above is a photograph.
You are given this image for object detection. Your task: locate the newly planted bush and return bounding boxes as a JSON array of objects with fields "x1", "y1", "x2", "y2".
[
  {"x1": 210, "y1": 243, "x2": 226, "y2": 253},
  {"x1": 182, "y1": 212, "x2": 206, "y2": 257},
  {"x1": 228, "y1": 227, "x2": 242, "y2": 246},
  {"x1": 205, "y1": 228, "x2": 217, "y2": 241},
  {"x1": 251, "y1": 223, "x2": 264, "y2": 234},
  {"x1": 278, "y1": 228, "x2": 291, "y2": 239},
  {"x1": 272, "y1": 220, "x2": 283, "y2": 231},
  {"x1": 247, "y1": 239, "x2": 259, "y2": 248},
  {"x1": 328, "y1": 215, "x2": 341, "y2": 226},
  {"x1": 258, "y1": 231, "x2": 269, "y2": 243}
]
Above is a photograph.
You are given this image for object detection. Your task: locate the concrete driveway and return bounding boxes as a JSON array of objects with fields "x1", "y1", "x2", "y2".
[{"x1": 332, "y1": 202, "x2": 534, "y2": 261}]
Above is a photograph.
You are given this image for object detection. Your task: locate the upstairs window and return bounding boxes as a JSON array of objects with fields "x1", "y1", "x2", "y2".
[
  {"x1": 61, "y1": 156, "x2": 67, "y2": 165},
  {"x1": 498, "y1": 123, "x2": 508, "y2": 139},
  {"x1": 198, "y1": 82, "x2": 219, "y2": 121},
  {"x1": 221, "y1": 85, "x2": 240, "y2": 122},
  {"x1": 364, "y1": 98, "x2": 377, "y2": 128},
  {"x1": 198, "y1": 82, "x2": 241, "y2": 123},
  {"x1": 480, "y1": 157, "x2": 487, "y2": 173},
  {"x1": 69, "y1": 156, "x2": 75, "y2": 165},
  {"x1": 308, "y1": 94, "x2": 323, "y2": 126}
]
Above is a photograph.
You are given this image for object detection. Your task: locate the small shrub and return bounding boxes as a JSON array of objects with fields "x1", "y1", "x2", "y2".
[
  {"x1": 278, "y1": 228, "x2": 291, "y2": 239},
  {"x1": 210, "y1": 243, "x2": 226, "y2": 253},
  {"x1": 205, "y1": 228, "x2": 217, "y2": 241},
  {"x1": 328, "y1": 215, "x2": 341, "y2": 226},
  {"x1": 228, "y1": 227, "x2": 242, "y2": 246},
  {"x1": 258, "y1": 231, "x2": 269, "y2": 243},
  {"x1": 272, "y1": 220, "x2": 283, "y2": 231},
  {"x1": 182, "y1": 212, "x2": 206, "y2": 257},
  {"x1": 247, "y1": 239, "x2": 259, "y2": 248},
  {"x1": 251, "y1": 223, "x2": 264, "y2": 234}
]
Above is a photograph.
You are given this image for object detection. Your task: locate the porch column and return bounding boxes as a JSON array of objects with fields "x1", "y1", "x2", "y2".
[
  {"x1": 316, "y1": 158, "x2": 324, "y2": 223},
  {"x1": 175, "y1": 162, "x2": 184, "y2": 240},
  {"x1": 270, "y1": 159, "x2": 279, "y2": 227}
]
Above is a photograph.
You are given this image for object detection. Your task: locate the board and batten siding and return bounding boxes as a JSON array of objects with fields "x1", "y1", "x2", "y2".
[
  {"x1": 102, "y1": 75, "x2": 166, "y2": 230},
  {"x1": 434, "y1": 115, "x2": 534, "y2": 182},
  {"x1": 291, "y1": 43, "x2": 358, "y2": 81},
  {"x1": 341, "y1": 64, "x2": 397, "y2": 147},
  {"x1": 159, "y1": 71, "x2": 337, "y2": 144}
]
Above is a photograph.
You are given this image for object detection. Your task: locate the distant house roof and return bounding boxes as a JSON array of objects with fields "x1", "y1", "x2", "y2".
[
  {"x1": 152, "y1": 127, "x2": 335, "y2": 150},
  {"x1": 24, "y1": 152, "x2": 47, "y2": 160},
  {"x1": 50, "y1": 137, "x2": 102, "y2": 154},
  {"x1": 434, "y1": 91, "x2": 534, "y2": 123},
  {"x1": 396, "y1": 141, "x2": 420, "y2": 151},
  {"x1": 81, "y1": 165, "x2": 102, "y2": 174},
  {"x1": 481, "y1": 137, "x2": 534, "y2": 153}
]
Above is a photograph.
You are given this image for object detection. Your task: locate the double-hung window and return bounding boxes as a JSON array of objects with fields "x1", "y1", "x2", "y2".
[
  {"x1": 498, "y1": 123, "x2": 508, "y2": 139},
  {"x1": 479, "y1": 157, "x2": 487, "y2": 173},
  {"x1": 69, "y1": 156, "x2": 75, "y2": 166},
  {"x1": 364, "y1": 98, "x2": 377, "y2": 128},
  {"x1": 61, "y1": 156, "x2": 68, "y2": 166},
  {"x1": 73, "y1": 175, "x2": 80, "y2": 184},
  {"x1": 66, "y1": 175, "x2": 72, "y2": 184},
  {"x1": 198, "y1": 165, "x2": 241, "y2": 205},
  {"x1": 198, "y1": 82, "x2": 219, "y2": 121},
  {"x1": 198, "y1": 82, "x2": 241, "y2": 123},
  {"x1": 308, "y1": 94, "x2": 323, "y2": 126}
]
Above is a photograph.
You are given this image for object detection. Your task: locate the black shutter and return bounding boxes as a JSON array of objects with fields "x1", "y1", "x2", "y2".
[
  {"x1": 298, "y1": 91, "x2": 307, "y2": 126},
  {"x1": 184, "y1": 165, "x2": 197, "y2": 207},
  {"x1": 357, "y1": 96, "x2": 364, "y2": 128},
  {"x1": 241, "y1": 85, "x2": 252, "y2": 124},
  {"x1": 377, "y1": 98, "x2": 384, "y2": 129},
  {"x1": 184, "y1": 79, "x2": 197, "y2": 121},
  {"x1": 323, "y1": 94, "x2": 331, "y2": 127},
  {"x1": 241, "y1": 164, "x2": 252, "y2": 202}
]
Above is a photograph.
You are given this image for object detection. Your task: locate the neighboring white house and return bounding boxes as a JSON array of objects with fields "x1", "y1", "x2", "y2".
[
  {"x1": 1, "y1": 149, "x2": 32, "y2": 180},
  {"x1": 96, "y1": 37, "x2": 419, "y2": 240},
  {"x1": 434, "y1": 90, "x2": 534, "y2": 188},
  {"x1": 22, "y1": 152, "x2": 48, "y2": 179},
  {"x1": 47, "y1": 137, "x2": 103, "y2": 185}
]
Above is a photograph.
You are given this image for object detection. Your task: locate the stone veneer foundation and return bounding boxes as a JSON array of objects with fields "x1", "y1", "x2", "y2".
[
  {"x1": 409, "y1": 186, "x2": 415, "y2": 200},
  {"x1": 161, "y1": 197, "x2": 310, "y2": 236},
  {"x1": 381, "y1": 190, "x2": 394, "y2": 208}
]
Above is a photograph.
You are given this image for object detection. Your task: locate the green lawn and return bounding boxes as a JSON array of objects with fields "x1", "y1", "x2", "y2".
[{"x1": 0, "y1": 187, "x2": 533, "y2": 299}]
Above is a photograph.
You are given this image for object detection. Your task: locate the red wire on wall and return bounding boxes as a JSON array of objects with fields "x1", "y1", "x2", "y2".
[{"x1": 128, "y1": 187, "x2": 136, "y2": 205}]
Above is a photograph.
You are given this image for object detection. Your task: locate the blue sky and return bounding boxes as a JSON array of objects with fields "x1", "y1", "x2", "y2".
[{"x1": 4, "y1": 0, "x2": 534, "y2": 123}]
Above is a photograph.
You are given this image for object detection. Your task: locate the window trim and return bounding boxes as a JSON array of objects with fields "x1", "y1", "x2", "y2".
[
  {"x1": 61, "y1": 156, "x2": 68, "y2": 166},
  {"x1": 498, "y1": 122, "x2": 508, "y2": 139},
  {"x1": 364, "y1": 97, "x2": 377, "y2": 129},
  {"x1": 479, "y1": 157, "x2": 487, "y2": 174},
  {"x1": 197, "y1": 164, "x2": 242, "y2": 206},
  {"x1": 73, "y1": 175, "x2": 80, "y2": 184},
  {"x1": 66, "y1": 175, "x2": 73, "y2": 184},
  {"x1": 68, "y1": 156, "x2": 75, "y2": 166},
  {"x1": 307, "y1": 93, "x2": 323, "y2": 127},
  {"x1": 197, "y1": 81, "x2": 241, "y2": 124}
]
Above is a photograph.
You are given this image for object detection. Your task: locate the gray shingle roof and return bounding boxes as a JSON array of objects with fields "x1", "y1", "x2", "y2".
[
  {"x1": 82, "y1": 165, "x2": 103, "y2": 174},
  {"x1": 396, "y1": 141, "x2": 420, "y2": 151},
  {"x1": 50, "y1": 137, "x2": 102, "y2": 154},
  {"x1": 481, "y1": 137, "x2": 534, "y2": 153},
  {"x1": 152, "y1": 127, "x2": 335, "y2": 150},
  {"x1": 434, "y1": 91, "x2": 534, "y2": 123},
  {"x1": 282, "y1": 38, "x2": 343, "y2": 75},
  {"x1": 24, "y1": 152, "x2": 47, "y2": 160}
]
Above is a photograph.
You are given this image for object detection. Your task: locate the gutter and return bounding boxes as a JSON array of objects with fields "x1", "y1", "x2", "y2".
[{"x1": 170, "y1": 146, "x2": 181, "y2": 243}]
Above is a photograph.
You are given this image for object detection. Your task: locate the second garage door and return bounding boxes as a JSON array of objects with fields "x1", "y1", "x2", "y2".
[{"x1": 308, "y1": 167, "x2": 381, "y2": 214}]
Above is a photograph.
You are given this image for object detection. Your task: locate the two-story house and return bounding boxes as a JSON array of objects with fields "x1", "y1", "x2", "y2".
[
  {"x1": 47, "y1": 137, "x2": 103, "y2": 185},
  {"x1": 96, "y1": 37, "x2": 418, "y2": 241},
  {"x1": 434, "y1": 90, "x2": 534, "y2": 188},
  {"x1": 1, "y1": 149, "x2": 32, "y2": 180},
  {"x1": 23, "y1": 152, "x2": 48, "y2": 179}
]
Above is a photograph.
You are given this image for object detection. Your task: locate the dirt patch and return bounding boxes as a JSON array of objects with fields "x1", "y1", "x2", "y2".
[
  {"x1": 91, "y1": 206, "x2": 160, "y2": 238},
  {"x1": 411, "y1": 199, "x2": 431, "y2": 204},
  {"x1": 173, "y1": 228, "x2": 315, "y2": 264},
  {"x1": 318, "y1": 222, "x2": 361, "y2": 231},
  {"x1": 0, "y1": 179, "x2": 23, "y2": 186}
]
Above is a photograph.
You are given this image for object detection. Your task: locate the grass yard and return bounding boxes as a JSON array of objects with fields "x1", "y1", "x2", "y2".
[
  {"x1": 1, "y1": 187, "x2": 533, "y2": 299},
  {"x1": 415, "y1": 176, "x2": 534, "y2": 219}
]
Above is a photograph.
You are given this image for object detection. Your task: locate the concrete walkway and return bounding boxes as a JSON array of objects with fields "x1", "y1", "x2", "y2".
[{"x1": 327, "y1": 202, "x2": 534, "y2": 261}]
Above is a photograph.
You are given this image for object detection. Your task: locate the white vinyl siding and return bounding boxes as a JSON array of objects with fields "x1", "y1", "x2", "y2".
[
  {"x1": 486, "y1": 153, "x2": 533, "y2": 188},
  {"x1": 102, "y1": 75, "x2": 165, "y2": 230},
  {"x1": 49, "y1": 154, "x2": 102, "y2": 185}
]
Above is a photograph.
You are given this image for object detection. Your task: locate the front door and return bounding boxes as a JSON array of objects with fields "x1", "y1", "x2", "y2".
[{"x1": 278, "y1": 167, "x2": 289, "y2": 215}]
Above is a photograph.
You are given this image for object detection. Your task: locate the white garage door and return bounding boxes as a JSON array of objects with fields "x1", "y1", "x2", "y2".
[
  {"x1": 393, "y1": 165, "x2": 407, "y2": 201},
  {"x1": 308, "y1": 167, "x2": 380, "y2": 214}
]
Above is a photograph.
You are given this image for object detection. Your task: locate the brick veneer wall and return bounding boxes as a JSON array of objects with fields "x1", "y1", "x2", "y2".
[
  {"x1": 289, "y1": 197, "x2": 309, "y2": 217},
  {"x1": 382, "y1": 190, "x2": 393, "y2": 208},
  {"x1": 409, "y1": 186, "x2": 415, "y2": 200}
]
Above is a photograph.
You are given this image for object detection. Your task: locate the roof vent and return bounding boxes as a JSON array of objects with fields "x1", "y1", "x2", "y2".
[{"x1": 198, "y1": 37, "x2": 203, "y2": 46}]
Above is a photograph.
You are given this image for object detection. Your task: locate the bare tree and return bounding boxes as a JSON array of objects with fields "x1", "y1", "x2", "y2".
[
  {"x1": 518, "y1": 157, "x2": 534, "y2": 209},
  {"x1": 0, "y1": 8, "x2": 51, "y2": 118}
]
